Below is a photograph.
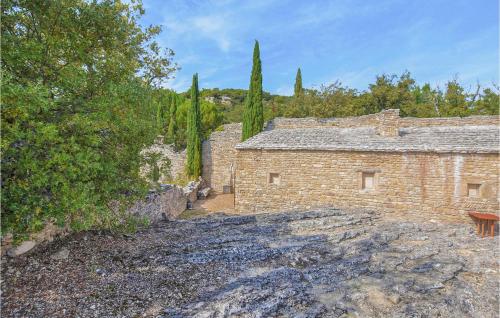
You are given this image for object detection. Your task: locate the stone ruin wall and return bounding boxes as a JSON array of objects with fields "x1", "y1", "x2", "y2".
[
  {"x1": 235, "y1": 150, "x2": 499, "y2": 223},
  {"x1": 202, "y1": 123, "x2": 242, "y2": 193},
  {"x1": 140, "y1": 140, "x2": 187, "y2": 183}
]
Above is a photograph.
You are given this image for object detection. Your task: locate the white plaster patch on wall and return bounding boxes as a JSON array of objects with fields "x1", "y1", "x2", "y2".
[
  {"x1": 438, "y1": 155, "x2": 446, "y2": 179},
  {"x1": 453, "y1": 154, "x2": 464, "y2": 201},
  {"x1": 402, "y1": 153, "x2": 409, "y2": 171}
]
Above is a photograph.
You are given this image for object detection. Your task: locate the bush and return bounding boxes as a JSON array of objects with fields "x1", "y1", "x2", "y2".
[{"x1": 1, "y1": 1, "x2": 176, "y2": 239}]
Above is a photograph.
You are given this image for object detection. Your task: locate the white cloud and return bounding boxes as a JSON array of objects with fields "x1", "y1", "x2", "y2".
[
  {"x1": 164, "y1": 74, "x2": 191, "y2": 92},
  {"x1": 192, "y1": 15, "x2": 233, "y2": 51},
  {"x1": 275, "y1": 85, "x2": 293, "y2": 96},
  {"x1": 162, "y1": 12, "x2": 235, "y2": 53}
]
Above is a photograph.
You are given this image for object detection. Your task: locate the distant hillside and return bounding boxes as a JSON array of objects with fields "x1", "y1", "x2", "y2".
[
  {"x1": 184, "y1": 88, "x2": 292, "y2": 123},
  {"x1": 179, "y1": 72, "x2": 499, "y2": 124}
]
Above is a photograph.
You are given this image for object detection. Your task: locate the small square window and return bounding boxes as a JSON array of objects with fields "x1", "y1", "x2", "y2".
[
  {"x1": 269, "y1": 173, "x2": 280, "y2": 185},
  {"x1": 362, "y1": 172, "x2": 375, "y2": 190},
  {"x1": 467, "y1": 183, "x2": 481, "y2": 197}
]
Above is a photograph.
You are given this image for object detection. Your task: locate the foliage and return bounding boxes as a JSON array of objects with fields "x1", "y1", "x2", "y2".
[
  {"x1": 201, "y1": 72, "x2": 498, "y2": 124},
  {"x1": 141, "y1": 151, "x2": 172, "y2": 188},
  {"x1": 294, "y1": 68, "x2": 303, "y2": 97},
  {"x1": 201, "y1": 101, "x2": 224, "y2": 138},
  {"x1": 1, "y1": 0, "x2": 176, "y2": 238},
  {"x1": 186, "y1": 74, "x2": 202, "y2": 178},
  {"x1": 273, "y1": 72, "x2": 499, "y2": 119},
  {"x1": 475, "y1": 88, "x2": 500, "y2": 115},
  {"x1": 166, "y1": 95, "x2": 178, "y2": 145},
  {"x1": 241, "y1": 40, "x2": 264, "y2": 141}
]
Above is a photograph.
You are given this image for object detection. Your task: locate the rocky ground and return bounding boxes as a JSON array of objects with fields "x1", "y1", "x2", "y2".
[{"x1": 1, "y1": 208, "x2": 499, "y2": 317}]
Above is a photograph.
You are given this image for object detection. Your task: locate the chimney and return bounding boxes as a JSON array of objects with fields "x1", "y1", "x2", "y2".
[{"x1": 376, "y1": 109, "x2": 400, "y2": 137}]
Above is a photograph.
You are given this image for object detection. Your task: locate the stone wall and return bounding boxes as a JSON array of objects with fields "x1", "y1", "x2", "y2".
[
  {"x1": 234, "y1": 149, "x2": 499, "y2": 223},
  {"x1": 140, "y1": 139, "x2": 186, "y2": 183},
  {"x1": 202, "y1": 123, "x2": 242, "y2": 193},
  {"x1": 270, "y1": 113, "x2": 499, "y2": 130},
  {"x1": 399, "y1": 115, "x2": 499, "y2": 128}
]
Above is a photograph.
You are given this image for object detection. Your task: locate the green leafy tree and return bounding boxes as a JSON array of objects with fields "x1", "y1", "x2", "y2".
[
  {"x1": 1, "y1": 0, "x2": 176, "y2": 239},
  {"x1": 441, "y1": 79, "x2": 468, "y2": 117},
  {"x1": 408, "y1": 83, "x2": 439, "y2": 117},
  {"x1": 201, "y1": 101, "x2": 224, "y2": 138},
  {"x1": 294, "y1": 68, "x2": 303, "y2": 97},
  {"x1": 475, "y1": 87, "x2": 500, "y2": 115},
  {"x1": 242, "y1": 40, "x2": 264, "y2": 141},
  {"x1": 186, "y1": 74, "x2": 202, "y2": 178},
  {"x1": 367, "y1": 71, "x2": 415, "y2": 114}
]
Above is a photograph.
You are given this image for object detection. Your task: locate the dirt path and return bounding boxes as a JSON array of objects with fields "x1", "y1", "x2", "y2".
[
  {"x1": 179, "y1": 194, "x2": 236, "y2": 219},
  {"x1": 192, "y1": 194, "x2": 235, "y2": 213}
]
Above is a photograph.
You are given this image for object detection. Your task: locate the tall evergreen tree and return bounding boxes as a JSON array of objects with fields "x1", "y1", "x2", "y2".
[
  {"x1": 166, "y1": 96, "x2": 177, "y2": 145},
  {"x1": 294, "y1": 68, "x2": 303, "y2": 97},
  {"x1": 242, "y1": 40, "x2": 263, "y2": 141},
  {"x1": 186, "y1": 73, "x2": 202, "y2": 178},
  {"x1": 156, "y1": 101, "x2": 163, "y2": 129}
]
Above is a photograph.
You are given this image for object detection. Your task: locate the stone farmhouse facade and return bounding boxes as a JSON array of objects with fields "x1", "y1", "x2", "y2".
[{"x1": 202, "y1": 110, "x2": 499, "y2": 222}]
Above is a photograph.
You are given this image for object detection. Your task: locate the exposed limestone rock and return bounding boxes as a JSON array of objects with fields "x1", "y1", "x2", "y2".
[
  {"x1": 2, "y1": 209, "x2": 498, "y2": 317},
  {"x1": 6, "y1": 241, "x2": 36, "y2": 257},
  {"x1": 128, "y1": 185, "x2": 187, "y2": 222},
  {"x1": 50, "y1": 247, "x2": 70, "y2": 260},
  {"x1": 183, "y1": 179, "x2": 202, "y2": 203}
]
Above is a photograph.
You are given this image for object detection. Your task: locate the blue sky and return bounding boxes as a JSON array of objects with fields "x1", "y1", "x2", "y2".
[{"x1": 141, "y1": 0, "x2": 498, "y2": 95}]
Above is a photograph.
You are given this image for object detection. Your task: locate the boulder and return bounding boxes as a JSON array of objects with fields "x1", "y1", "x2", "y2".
[
  {"x1": 7, "y1": 240, "x2": 36, "y2": 257},
  {"x1": 128, "y1": 185, "x2": 187, "y2": 222},
  {"x1": 183, "y1": 179, "x2": 202, "y2": 203},
  {"x1": 198, "y1": 187, "x2": 211, "y2": 199}
]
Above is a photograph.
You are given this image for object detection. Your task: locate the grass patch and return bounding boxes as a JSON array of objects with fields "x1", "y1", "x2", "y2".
[{"x1": 178, "y1": 209, "x2": 210, "y2": 220}]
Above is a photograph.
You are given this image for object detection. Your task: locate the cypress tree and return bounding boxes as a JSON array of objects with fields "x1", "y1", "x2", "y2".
[
  {"x1": 166, "y1": 95, "x2": 177, "y2": 145},
  {"x1": 294, "y1": 68, "x2": 303, "y2": 97},
  {"x1": 242, "y1": 40, "x2": 263, "y2": 141},
  {"x1": 186, "y1": 73, "x2": 202, "y2": 178},
  {"x1": 156, "y1": 99, "x2": 164, "y2": 129}
]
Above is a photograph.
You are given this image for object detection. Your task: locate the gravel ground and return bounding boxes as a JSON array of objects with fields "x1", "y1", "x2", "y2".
[{"x1": 1, "y1": 208, "x2": 498, "y2": 317}]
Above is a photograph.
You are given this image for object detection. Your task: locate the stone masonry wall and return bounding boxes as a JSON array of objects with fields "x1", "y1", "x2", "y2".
[
  {"x1": 235, "y1": 149, "x2": 499, "y2": 223},
  {"x1": 270, "y1": 113, "x2": 498, "y2": 130},
  {"x1": 202, "y1": 123, "x2": 242, "y2": 193}
]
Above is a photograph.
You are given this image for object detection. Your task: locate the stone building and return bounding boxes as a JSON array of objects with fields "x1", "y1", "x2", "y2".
[
  {"x1": 203, "y1": 110, "x2": 499, "y2": 222},
  {"x1": 202, "y1": 123, "x2": 242, "y2": 193}
]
